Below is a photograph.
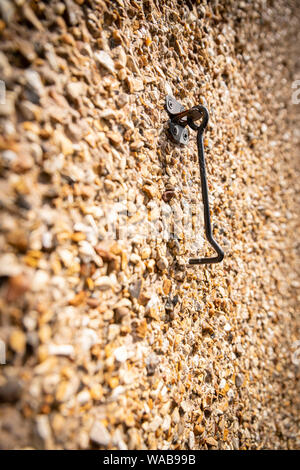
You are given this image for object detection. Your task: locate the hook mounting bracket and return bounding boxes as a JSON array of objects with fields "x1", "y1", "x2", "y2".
[{"x1": 165, "y1": 95, "x2": 189, "y2": 145}]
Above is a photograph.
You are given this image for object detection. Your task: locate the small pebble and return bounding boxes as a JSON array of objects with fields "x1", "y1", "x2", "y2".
[{"x1": 90, "y1": 421, "x2": 111, "y2": 447}]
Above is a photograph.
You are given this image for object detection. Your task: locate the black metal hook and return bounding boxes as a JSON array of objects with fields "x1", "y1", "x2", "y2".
[{"x1": 165, "y1": 95, "x2": 224, "y2": 265}]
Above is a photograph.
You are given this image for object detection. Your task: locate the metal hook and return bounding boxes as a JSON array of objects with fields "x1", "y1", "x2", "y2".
[{"x1": 165, "y1": 95, "x2": 224, "y2": 265}]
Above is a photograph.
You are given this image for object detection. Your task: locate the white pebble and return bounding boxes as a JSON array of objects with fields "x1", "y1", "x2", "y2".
[{"x1": 114, "y1": 346, "x2": 128, "y2": 363}]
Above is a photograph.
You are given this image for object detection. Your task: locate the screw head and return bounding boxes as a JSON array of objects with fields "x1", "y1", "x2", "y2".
[{"x1": 172, "y1": 125, "x2": 178, "y2": 136}]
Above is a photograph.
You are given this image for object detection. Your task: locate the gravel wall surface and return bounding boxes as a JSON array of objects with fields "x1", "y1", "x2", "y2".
[{"x1": 0, "y1": 0, "x2": 299, "y2": 450}]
